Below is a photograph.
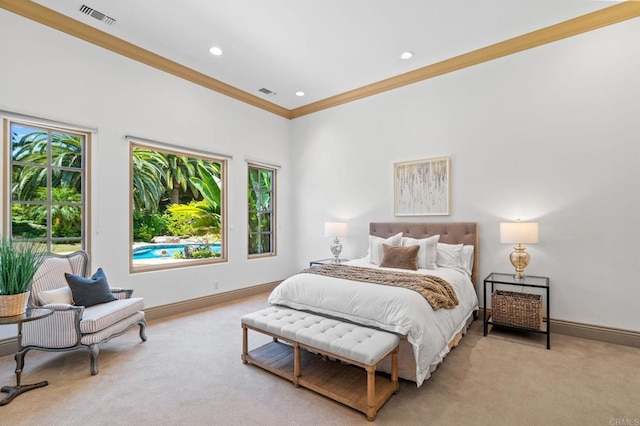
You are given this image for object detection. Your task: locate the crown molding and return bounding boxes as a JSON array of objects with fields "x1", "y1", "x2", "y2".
[{"x1": 1, "y1": 1, "x2": 639, "y2": 120}]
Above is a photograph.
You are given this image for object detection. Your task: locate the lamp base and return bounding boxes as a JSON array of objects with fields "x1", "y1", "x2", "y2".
[
  {"x1": 509, "y1": 244, "x2": 530, "y2": 279},
  {"x1": 330, "y1": 238, "x2": 342, "y2": 263}
]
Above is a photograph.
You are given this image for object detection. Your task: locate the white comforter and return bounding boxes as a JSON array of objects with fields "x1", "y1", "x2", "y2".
[{"x1": 268, "y1": 258, "x2": 478, "y2": 387}]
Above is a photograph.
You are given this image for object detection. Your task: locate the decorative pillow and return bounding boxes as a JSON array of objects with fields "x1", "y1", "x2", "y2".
[
  {"x1": 38, "y1": 286, "x2": 73, "y2": 305},
  {"x1": 402, "y1": 235, "x2": 440, "y2": 270},
  {"x1": 368, "y1": 232, "x2": 403, "y2": 265},
  {"x1": 436, "y1": 243, "x2": 464, "y2": 269},
  {"x1": 65, "y1": 268, "x2": 117, "y2": 307},
  {"x1": 460, "y1": 245, "x2": 474, "y2": 276},
  {"x1": 380, "y1": 244, "x2": 419, "y2": 270}
]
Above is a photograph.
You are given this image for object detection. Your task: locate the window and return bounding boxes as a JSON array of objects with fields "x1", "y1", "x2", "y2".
[
  {"x1": 5, "y1": 120, "x2": 88, "y2": 253},
  {"x1": 248, "y1": 164, "x2": 276, "y2": 257},
  {"x1": 130, "y1": 141, "x2": 227, "y2": 272}
]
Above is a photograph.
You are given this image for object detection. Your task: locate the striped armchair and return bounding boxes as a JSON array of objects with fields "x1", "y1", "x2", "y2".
[{"x1": 20, "y1": 251, "x2": 147, "y2": 375}]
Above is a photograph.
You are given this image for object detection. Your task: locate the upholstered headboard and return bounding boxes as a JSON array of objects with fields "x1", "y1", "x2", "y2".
[{"x1": 369, "y1": 222, "x2": 479, "y2": 287}]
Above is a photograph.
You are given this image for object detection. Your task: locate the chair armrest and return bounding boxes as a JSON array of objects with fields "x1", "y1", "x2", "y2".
[
  {"x1": 111, "y1": 288, "x2": 134, "y2": 299},
  {"x1": 22, "y1": 305, "x2": 85, "y2": 348}
]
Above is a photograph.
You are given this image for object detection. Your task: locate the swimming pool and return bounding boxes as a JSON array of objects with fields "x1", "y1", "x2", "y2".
[{"x1": 132, "y1": 243, "x2": 221, "y2": 260}]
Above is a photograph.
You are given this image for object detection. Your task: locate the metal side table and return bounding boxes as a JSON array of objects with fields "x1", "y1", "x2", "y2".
[{"x1": 0, "y1": 308, "x2": 54, "y2": 406}]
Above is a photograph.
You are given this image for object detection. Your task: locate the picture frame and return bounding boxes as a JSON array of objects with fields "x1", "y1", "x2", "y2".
[{"x1": 394, "y1": 156, "x2": 450, "y2": 216}]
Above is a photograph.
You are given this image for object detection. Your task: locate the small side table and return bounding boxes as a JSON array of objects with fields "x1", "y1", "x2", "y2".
[
  {"x1": 0, "y1": 307, "x2": 54, "y2": 406},
  {"x1": 309, "y1": 258, "x2": 349, "y2": 267},
  {"x1": 483, "y1": 273, "x2": 550, "y2": 349}
]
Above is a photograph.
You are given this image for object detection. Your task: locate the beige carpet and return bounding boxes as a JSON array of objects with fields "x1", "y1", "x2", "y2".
[{"x1": 1, "y1": 292, "x2": 639, "y2": 426}]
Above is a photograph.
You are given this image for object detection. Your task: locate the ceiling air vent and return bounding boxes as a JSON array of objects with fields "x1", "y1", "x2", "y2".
[
  {"x1": 258, "y1": 88, "x2": 277, "y2": 96},
  {"x1": 79, "y1": 5, "x2": 116, "y2": 26}
]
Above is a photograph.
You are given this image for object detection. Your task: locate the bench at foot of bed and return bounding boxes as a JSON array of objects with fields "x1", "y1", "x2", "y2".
[{"x1": 241, "y1": 306, "x2": 400, "y2": 421}]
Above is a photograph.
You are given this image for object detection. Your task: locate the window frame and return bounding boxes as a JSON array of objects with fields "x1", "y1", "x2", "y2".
[
  {"x1": 129, "y1": 140, "x2": 228, "y2": 273},
  {"x1": 247, "y1": 163, "x2": 277, "y2": 258},
  {"x1": 3, "y1": 118, "x2": 90, "y2": 254}
]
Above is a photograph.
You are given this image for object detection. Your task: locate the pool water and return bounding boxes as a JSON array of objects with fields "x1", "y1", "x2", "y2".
[{"x1": 133, "y1": 243, "x2": 221, "y2": 260}]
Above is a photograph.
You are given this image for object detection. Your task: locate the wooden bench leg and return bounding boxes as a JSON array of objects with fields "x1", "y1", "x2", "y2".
[
  {"x1": 241, "y1": 324, "x2": 248, "y2": 364},
  {"x1": 392, "y1": 347, "x2": 399, "y2": 393},
  {"x1": 366, "y1": 365, "x2": 376, "y2": 421},
  {"x1": 293, "y1": 342, "x2": 301, "y2": 387}
]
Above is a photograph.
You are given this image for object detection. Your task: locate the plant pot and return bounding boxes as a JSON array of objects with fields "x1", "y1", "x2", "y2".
[{"x1": 0, "y1": 291, "x2": 30, "y2": 317}]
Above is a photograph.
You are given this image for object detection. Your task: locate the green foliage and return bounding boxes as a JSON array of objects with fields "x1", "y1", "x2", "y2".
[
  {"x1": 248, "y1": 167, "x2": 273, "y2": 255},
  {"x1": 11, "y1": 130, "x2": 83, "y2": 202},
  {"x1": 190, "y1": 247, "x2": 219, "y2": 259},
  {"x1": 167, "y1": 165, "x2": 222, "y2": 236},
  {"x1": 132, "y1": 148, "x2": 168, "y2": 213},
  {"x1": 163, "y1": 207, "x2": 199, "y2": 237},
  {"x1": 131, "y1": 147, "x2": 222, "y2": 212},
  {"x1": 172, "y1": 245, "x2": 220, "y2": 259},
  {"x1": 0, "y1": 238, "x2": 48, "y2": 295},
  {"x1": 133, "y1": 211, "x2": 168, "y2": 242}
]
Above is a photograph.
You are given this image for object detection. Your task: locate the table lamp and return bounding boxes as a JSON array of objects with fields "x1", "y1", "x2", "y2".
[
  {"x1": 500, "y1": 221, "x2": 538, "y2": 279},
  {"x1": 324, "y1": 222, "x2": 348, "y2": 263}
]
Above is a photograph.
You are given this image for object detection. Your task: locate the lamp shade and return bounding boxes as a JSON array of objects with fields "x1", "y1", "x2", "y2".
[
  {"x1": 324, "y1": 222, "x2": 348, "y2": 238},
  {"x1": 500, "y1": 222, "x2": 538, "y2": 244}
]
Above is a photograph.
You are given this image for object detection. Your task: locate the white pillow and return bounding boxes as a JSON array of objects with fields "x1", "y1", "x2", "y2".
[
  {"x1": 436, "y1": 243, "x2": 464, "y2": 269},
  {"x1": 460, "y1": 245, "x2": 474, "y2": 276},
  {"x1": 402, "y1": 235, "x2": 440, "y2": 270},
  {"x1": 368, "y1": 232, "x2": 403, "y2": 265},
  {"x1": 38, "y1": 286, "x2": 73, "y2": 305}
]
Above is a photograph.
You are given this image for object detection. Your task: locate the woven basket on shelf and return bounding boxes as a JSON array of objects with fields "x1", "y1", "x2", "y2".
[
  {"x1": 491, "y1": 290, "x2": 542, "y2": 330},
  {"x1": 0, "y1": 291, "x2": 30, "y2": 317}
]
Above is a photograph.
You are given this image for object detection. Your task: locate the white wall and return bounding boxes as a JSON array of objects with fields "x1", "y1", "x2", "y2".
[
  {"x1": 0, "y1": 8, "x2": 295, "y2": 332},
  {"x1": 290, "y1": 18, "x2": 640, "y2": 332}
]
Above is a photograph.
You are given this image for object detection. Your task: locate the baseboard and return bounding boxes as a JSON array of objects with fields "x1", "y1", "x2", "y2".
[
  {"x1": 144, "y1": 281, "x2": 280, "y2": 321},
  {"x1": 478, "y1": 308, "x2": 640, "y2": 348},
  {"x1": 0, "y1": 281, "x2": 280, "y2": 358}
]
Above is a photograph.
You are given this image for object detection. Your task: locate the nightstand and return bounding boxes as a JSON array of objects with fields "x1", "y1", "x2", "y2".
[
  {"x1": 483, "y1": 272, "x2": 550, "y2": 349},
  {"x1": 309, "y1": 258, "x2": 349, "y2": 267}
]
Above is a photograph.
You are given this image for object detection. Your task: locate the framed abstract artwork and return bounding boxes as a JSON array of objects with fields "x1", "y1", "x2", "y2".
[{"x1": 394, "y1": 156, "x2": 450, "y2": 216}]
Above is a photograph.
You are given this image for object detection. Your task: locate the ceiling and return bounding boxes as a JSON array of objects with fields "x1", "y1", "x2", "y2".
[{"x1": 18, "y1": 1, "x2": 629, "y2": 113}]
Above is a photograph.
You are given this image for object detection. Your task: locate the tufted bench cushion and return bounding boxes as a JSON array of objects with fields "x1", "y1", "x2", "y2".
[{"x1": 241, "y1": 306, "x2": 399, "y2": 366}]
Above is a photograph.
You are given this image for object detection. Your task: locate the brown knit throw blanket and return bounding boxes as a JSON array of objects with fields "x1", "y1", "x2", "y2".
[{"x1": 301, "y1": 264, "x2": 459, "y2": 309}]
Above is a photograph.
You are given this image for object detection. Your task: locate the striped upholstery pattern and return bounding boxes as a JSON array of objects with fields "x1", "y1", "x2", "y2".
[
  {"x1": 80, "y1": 298, "x2": 145, "y2": 334},
  {"x1": 22, "y1": 306, "x2": 82, "y2": 348},
  {"x1": 30, "y1": 251, "x2": 88, "y2": 306},
  {"x1": 81, "y1": 311, "x2": 145, "y2": 345}
]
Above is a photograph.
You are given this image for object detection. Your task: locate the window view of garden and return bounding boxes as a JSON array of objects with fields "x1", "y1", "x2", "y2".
[
  {"x1": 131, "y1": 143, "x2": 225, "y2": 270},
  {"x1": 9, "y1": 122, "x2": 86, "y2": 254},
  {"x1": 248, "y1": 165, "x2": 275, "y2": 256}
]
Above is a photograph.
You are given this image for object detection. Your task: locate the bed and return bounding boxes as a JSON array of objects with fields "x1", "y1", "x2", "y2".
[{"x1": 268, "y1": 222, "x2": 479, "y2": 387}]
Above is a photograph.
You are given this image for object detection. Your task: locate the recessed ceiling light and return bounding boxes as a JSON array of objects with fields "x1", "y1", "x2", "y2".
[
  {"x1": 295, "y1": 91, "x2": 305, "y2": 97},
  {"x1": 400, "y1": 51, "x2": 414, "y2": 60},
  {"x1": 209, "y1": 46, "x2": 223, "y2": 56}
]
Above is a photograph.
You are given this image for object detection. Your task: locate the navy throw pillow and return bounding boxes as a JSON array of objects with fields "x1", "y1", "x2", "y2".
[{"x1": 65, "y1": 268, "x2": 117, "y2": 307}]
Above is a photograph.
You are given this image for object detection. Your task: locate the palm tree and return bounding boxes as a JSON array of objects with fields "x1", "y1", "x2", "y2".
[
  {"x1": 11, "y1": 130, "x2": 83, "y2": 201},
  {"x1": 163, "y1": 154, "x2": 221, "y2": 204},
  {"x1": 131, "y1": 148, "x2": 167, "y2": 213}
]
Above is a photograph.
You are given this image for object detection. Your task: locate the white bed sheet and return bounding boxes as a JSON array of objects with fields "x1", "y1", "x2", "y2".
[{"x1": 268, "y1": 258, "x2": 479, "y2": 387}]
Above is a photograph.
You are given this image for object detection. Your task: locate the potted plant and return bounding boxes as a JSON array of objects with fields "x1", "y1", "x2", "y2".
[{"x1": 0, "y1": 237, "x2": 47, "y2": 317}]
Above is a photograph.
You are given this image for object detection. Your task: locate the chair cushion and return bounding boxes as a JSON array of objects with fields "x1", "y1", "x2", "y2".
[
  {"x1": 65, "y1": 268, "x2": 117, "y2": 307},
  {"x1": 80, "y1": 297, "x2": 145, "y2": 334}
]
